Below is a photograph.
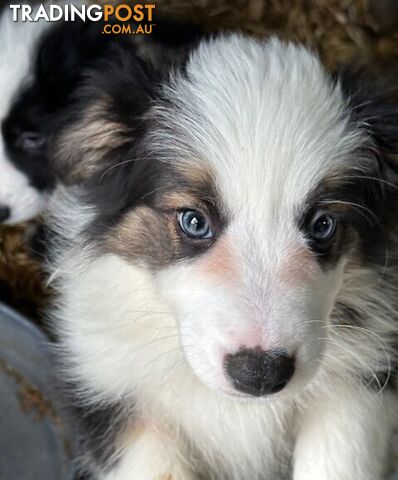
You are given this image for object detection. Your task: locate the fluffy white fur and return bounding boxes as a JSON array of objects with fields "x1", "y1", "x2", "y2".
[
  {"x1": 49, "y1": 36, "x2": 398, "y2": 479},
  {"x1": 0, "y1": 7, "x2": 50, "y2": 223}
]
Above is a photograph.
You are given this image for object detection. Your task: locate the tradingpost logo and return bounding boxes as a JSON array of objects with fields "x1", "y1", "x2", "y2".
[{"x1": 10, "y1": 3, "x2": 156, "y2": 35}]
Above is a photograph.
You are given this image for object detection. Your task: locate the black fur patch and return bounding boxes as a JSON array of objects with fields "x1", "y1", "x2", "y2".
[
  {"x1": 338, "y1": 67, "x2": 398, "y2": 158},
  {"x1": 65, "y1": 387, "x2": 129, "y2": 478}
]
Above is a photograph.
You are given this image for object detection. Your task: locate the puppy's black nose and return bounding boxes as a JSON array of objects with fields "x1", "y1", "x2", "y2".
[
  {"x1": 224, "y1": 348, "x2": 295, "y2": 396},
  {"x1": 0, "y1": 205, "x2": 10, "y2": 223}
]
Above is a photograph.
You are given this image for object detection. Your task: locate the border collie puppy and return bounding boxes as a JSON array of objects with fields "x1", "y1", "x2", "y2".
[
  {"x1": 0, "y1": 8, "x2": 203, "y2": 225},
  {"x1": 48, "y1": 34, "x2": 398, "y2": 480}
]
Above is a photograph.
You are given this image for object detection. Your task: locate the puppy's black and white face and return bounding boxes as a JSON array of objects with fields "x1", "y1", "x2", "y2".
[
  {"x1": 0, "y1": 11, "x2": 50, "y2": 223},
  {"x1": 59, "y1": 36, "x2": 397, "y2": 400}
]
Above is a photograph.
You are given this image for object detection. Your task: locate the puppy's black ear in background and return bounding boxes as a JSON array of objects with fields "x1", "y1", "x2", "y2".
[
  {"x1": 34, "y1": 19, "x2": 126, "y2": 107},
  {"x1": 48, "y1": 46, "x2": 154, "y2": 184},
  {"x1": 149, "y1": 16, "x2": 204, "y2": 47},
  {"x1": 132, "y1": 16, "x2": 205, "y2": 71},
  {"x1": 337, "y1": 67, "x2": 398, "y2": 262},
  {"x1": 36, "y1": 16, "x2": 204, "y2": 108},
  {"x1": 338, "y1": 68, "x2": 398, "y2": 164}
]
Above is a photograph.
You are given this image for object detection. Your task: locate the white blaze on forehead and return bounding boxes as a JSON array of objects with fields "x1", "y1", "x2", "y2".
[{"x1": 156, "y1": 35, "x2": 364, "y2": 216}]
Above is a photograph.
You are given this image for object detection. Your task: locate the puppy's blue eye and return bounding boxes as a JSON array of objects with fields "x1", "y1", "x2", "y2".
[
  {"x1": 310, "y1": 214, "x2": 336, "y2": 241},
  {"x1": 178, "y1": 210, "x2": 212, "y2": 239}
]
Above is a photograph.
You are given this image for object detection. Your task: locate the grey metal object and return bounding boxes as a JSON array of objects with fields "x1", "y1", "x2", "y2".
[{"x1": 0, "y1": 302, "x2": 71, "y2": 480}]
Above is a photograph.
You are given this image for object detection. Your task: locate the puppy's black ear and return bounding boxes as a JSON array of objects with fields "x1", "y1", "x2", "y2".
[
  {"x1": 132, "y1": 16, "x2": 205, "y2": 71},
  {"x1": 150, "y1": 16, "x2": 204, "y2": 47},
  {"x1": 337, "y1": 68, "x2": 398, "y2": 264},
  {"x1": 37, "y1": 16, "x2": 204, "y2": 88},
  {"x1": 338, "y1": 67, "x2": 398, "y2": 214},
  {"x1": 35, "y1": 20, "x2": 121, "y2": 105},
  {"x1": 338, "y1": 68, "x2": 398, "y2": 163},
  {"x1": 50, "y1": 40, "x2": 159, "y2": 186}
]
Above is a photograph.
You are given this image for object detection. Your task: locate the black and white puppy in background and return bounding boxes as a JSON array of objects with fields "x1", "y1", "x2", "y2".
[
  {"x1": 0, "y1": 4, "x2": 201, "y2": 225},
  {"x1": 0, "y1": 6, "x2": 51, "y2": 223},
  {"x1": 48, "y1": 34, "x2": 398, "y2": 480},
  {"x1": 0, "y1": 6, "x2": 121, "y2": 224}
]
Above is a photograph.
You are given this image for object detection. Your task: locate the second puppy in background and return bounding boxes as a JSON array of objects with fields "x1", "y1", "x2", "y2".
[
  {"x1": 0, "y1": 6, "x2": 202, "y2": 225},
  {"x1": 0, "y1": 9, "x2": 120, "y2": 224},
  {"x1": 0, "y1": 7, "x2": 51, "y2": 224}
]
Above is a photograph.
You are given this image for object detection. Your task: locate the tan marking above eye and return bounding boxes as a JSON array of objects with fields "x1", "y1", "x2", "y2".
[
  {"x1": 157, "y1": 191, "x2": 203, "y2": 212},
  {"x1": 175, "y1": 159, "x2": 215, "y2": 189}
]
